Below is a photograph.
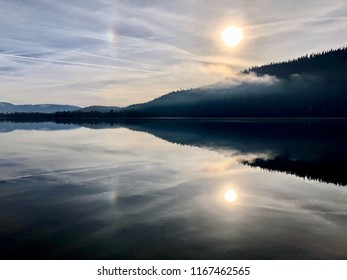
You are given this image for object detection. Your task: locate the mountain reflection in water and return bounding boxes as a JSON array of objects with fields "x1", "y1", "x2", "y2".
[{"x1": 82, "y1": 119, "x2": 347, "y2": 186}]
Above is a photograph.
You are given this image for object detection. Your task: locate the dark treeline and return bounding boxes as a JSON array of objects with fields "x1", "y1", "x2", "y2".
[
  {"x1": 54, "y1": 110, "x2": 128, "y2": 122},
  {"x1": 0, "y1": 112, "x2": 55, "y2": 122},
  {"x1": 243, "y1": 47, "x2": 347, "y2": 78},
  {"x1": 0, "y1": 111, "x2": 136, "y2": 123}
]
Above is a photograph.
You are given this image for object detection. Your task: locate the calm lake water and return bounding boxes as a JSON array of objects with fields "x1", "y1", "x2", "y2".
[{"x1": 1, "y1": 120, "x2": 347, "y2": 259}]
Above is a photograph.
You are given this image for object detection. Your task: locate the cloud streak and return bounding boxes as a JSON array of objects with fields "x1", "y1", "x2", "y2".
[{"x1": 0, "y1": 53, "x2": 159, "y2": 73}]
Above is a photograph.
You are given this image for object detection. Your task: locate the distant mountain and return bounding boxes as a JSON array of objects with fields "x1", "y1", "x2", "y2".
[
  {"x1": 0, "y1": 102, "x2": 80, "y2": 113},
  {"x1": 79, "y1": 106, "x2": 120, "y2": 112},
  {"x1": 120, "y1": 47, "x2": 347, "y2": 118}
]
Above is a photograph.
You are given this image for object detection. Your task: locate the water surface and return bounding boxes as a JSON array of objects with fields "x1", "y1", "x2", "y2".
[{"x1": 1, "y1": 120, "x2": 347, "y2": 259}]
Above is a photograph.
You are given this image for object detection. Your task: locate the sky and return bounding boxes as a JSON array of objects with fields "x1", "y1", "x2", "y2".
[{"x1": 1, "y1": 0, "x2": 347, "y2": 107}]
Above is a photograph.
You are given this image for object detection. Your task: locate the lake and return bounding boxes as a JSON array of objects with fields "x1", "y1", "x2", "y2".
[{"x1": 1, "y1": 120, "x2": 347, "y2": 259}]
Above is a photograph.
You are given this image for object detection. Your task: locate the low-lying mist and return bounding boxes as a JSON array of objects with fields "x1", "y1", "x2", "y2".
[{"x1": 125, "y1": 70, "x2": 347, "y2": 118}]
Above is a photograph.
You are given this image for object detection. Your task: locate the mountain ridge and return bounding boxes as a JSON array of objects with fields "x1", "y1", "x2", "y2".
[
  {"x1": 0, "y1": 102, "x2": 81, "y2": 113},
  {"x1": 119, "y1": 47, "x2": 347, "y2": 118},
  {"x1": 2, "y1": 47, "x2": 347, "y2": 117}
]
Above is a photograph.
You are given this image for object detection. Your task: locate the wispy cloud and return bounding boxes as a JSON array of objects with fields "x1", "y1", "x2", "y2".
[{"x1": 0, "y1": 53, "x2": 159, "y2": 73}]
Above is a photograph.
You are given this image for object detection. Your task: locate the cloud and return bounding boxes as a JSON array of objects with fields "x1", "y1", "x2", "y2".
[
  {"x1": 221, "y1": 72, "x2": 279, "y2": 87},
  {"x1": 0, "y1": 53, "x2": 158, "y2": 73},
  {"x1": 303, "y1": 17, "x2": 347, "y2": 33}
]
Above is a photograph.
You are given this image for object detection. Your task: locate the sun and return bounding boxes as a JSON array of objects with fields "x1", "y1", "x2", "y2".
[
  {"x1": 224, "y1": 189, "x2": 237, "y2": 203},
  {"x1": 221, "y1": 26, "x2": 243, "y2": 48}
]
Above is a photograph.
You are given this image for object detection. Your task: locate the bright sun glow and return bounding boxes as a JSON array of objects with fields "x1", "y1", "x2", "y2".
[
  {"x1": 224, "y1": 189, "x2": 237, "y2": 203},
  {"x1": 221, "y1": 26, "x2": 243, "y2": 47}
]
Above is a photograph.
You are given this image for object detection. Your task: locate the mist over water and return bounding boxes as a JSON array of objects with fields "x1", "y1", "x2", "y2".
[{"x1": 1, "y1": 120, "x2": 347, "y2": 259}]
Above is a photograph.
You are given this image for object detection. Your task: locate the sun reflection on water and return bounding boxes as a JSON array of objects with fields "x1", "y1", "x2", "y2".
[{"x1": 224, "y1": 188, "x2": 237, "y2": 203}]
